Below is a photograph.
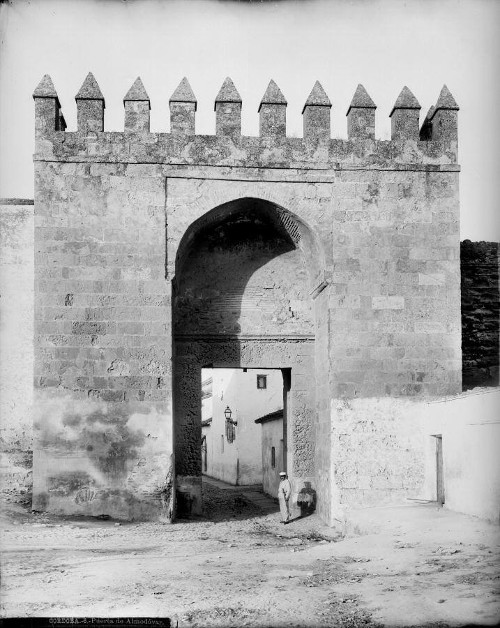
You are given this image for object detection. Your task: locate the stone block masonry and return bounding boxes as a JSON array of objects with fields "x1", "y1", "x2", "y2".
[
  {"x1": 31, "y1": 73, "x2": 461, "y2": 524},
  {"x1": 33, "y1": 158, "x2": 173, "y2": 520}
]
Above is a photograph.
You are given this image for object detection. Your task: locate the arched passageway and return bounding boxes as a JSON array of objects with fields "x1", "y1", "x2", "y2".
[{"x1": 172, "y1": 198, "x2": 326, "y2": 518}]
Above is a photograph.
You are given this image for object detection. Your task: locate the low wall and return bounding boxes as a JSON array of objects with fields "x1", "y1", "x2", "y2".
[
  {"x1": 0, "y1": 200, "x2": 34, "y2": 504},
  {"x1": 332, "y1": 388, "x2": 500, "y2": 524}
]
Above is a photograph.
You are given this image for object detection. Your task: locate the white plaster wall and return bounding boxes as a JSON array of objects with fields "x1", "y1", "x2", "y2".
[
  {"x1": 201, "y1": 372, "x2": 213, "y2": 422},
  {"x1": 261, "y1": 418, "x2": 284, "y2": 498},
  {"x1": 0, "y1": 201, "x2": 34, "y2": 498},
  {"x1": 421, "y1": 388, "x2": 500, "y2": 523},
  {"x1": 203, "y1": 369, "x2": 237, "y2": 484}
]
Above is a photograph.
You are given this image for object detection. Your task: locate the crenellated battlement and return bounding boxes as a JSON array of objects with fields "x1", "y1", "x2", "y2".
[{"x1": 33, "y1": 73, "x2": 459, "y2": 168}]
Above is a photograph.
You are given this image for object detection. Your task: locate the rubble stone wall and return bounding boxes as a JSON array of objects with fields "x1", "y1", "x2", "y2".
[
  {"x1": 461, "y1": 240, "x2": 500, "y2": 388},
  {"x1": 331, "y1": 397, "x2": 427, "y2": 511}
]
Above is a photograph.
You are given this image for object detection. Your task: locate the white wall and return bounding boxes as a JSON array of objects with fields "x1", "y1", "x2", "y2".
[
  {"x1": 261, "y1": 417, "x2": 284, "y2": 498},
  {"x1": 420, "y1": 388, "x2": 500, "y2": 523},
  {"x1": 0, "y1": 201, "x2": 34, "y2": 499}
]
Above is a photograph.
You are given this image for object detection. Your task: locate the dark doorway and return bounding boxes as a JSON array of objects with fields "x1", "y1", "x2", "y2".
[{"x1": 435, "y1": 435, "x2": 445, "y2": 505}]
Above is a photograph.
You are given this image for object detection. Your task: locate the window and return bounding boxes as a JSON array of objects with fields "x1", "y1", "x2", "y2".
[
  {"x1": 221, "y1": 435, "x2": 224, "y2": 454},
  {"x1": 271, "y1": 446, "x2": 276, "y2": 469},
  {"x1": 201, "y1": 435, "x2": 207, "y2": 472},
  {"x1": 257, "y1": 374, "x2": 267, "y2": 389}
]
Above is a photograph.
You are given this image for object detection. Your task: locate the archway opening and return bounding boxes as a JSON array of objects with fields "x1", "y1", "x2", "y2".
[{"x1": 173, "y1": 198, "x2": 321, "y2": 519}]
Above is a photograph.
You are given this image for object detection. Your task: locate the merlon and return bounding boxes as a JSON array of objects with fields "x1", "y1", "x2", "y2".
[
  {"x1": 390, "y1": 86, "x2": 420, "y2": 116},
  {"x1": 214, "y1": 77, "x2": 242, "y2": 109},
  {"x1": 76, "y1": 72, "x2": 105, "y2": 102},
  {"x1": 346, "y1": 84, "x2": 376, "y2": 115},
  {"x1": 170, "y1": 77, "x2": 197, "y2": 108},
  {"x1": 302, "y1": 81, "x2": 331, "y2": 113},
  {"x1": 124, "y1": 77, "x2": 150, "y2": 103}
]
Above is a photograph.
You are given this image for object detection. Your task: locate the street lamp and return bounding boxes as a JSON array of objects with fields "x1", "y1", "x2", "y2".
[
  {"x1": 225, "y1": 406, "x2": 237, "y2": 425},
  {"x1": 225, "y1": 406, "x2": 237, "y2": 443}
]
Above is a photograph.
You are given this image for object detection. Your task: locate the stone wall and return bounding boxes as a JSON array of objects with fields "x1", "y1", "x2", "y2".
[
  {"x1": 0, "y1": 200, "x2": 34, "y2": 505},
  {"x1": 329, "y1": 169, "x2": 462, "y2": 399},
  {"x1": 32, "y1": 161, "x2": 173, "y2": 520},
  {"x1": 461, "y1": 240, "x2": 500, "y2": 388}
]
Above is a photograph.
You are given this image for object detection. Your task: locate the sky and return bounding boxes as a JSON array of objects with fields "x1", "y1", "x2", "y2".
[{"x1": 0, "y1": 0, "x2": 499, "y2": 240}]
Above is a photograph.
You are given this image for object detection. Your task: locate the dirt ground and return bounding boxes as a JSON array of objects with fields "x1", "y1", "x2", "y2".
[{"x1": 1, "y1": 480, "x2": 499, "y2": 628}]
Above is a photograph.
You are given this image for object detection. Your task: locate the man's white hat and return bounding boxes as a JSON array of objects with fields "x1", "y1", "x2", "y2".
[{"x1": 279, "y1": 471, "x2": 287, "y2": 476}]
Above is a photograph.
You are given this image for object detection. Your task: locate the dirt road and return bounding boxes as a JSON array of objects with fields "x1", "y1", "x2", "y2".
[{"x1": 1, "y1": 480, "x2": 499, "y2": 627}]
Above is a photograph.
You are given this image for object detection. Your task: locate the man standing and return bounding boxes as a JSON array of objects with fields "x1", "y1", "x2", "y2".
[{"x1": 278, "y1": 471, "x2": 291, "y2": 524}]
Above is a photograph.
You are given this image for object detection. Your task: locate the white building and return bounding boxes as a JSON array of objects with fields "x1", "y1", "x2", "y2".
[{"x1": 254, "y1": 409, "x2": 284, "y2": 498}]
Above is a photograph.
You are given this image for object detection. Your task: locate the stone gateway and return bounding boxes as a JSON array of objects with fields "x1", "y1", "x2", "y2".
[{"x1": 31, "y1": 73, "x2": 461, "y2": 523}]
